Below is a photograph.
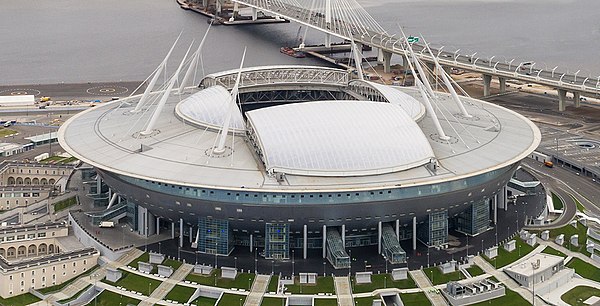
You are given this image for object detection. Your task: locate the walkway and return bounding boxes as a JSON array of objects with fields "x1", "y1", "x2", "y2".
[
  {"x1": 473, "y1": 256, "x2": 546, "y2": 305},
  {"x1": 244, "y1": 274, "x2": 270, "y2": 306},
  {"x1": 333, "y1": 276, "x2": 353, "y2": 306},
  {"x1": 139, "y1": 263, "x2": 194, "y2": 306},
  {"x1": 408, "y1": 270, "x2": 448, "y2": 306}
]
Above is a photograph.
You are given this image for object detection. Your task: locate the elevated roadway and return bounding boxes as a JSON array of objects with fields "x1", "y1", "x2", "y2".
[{"x1": 233, "y1": 0, "x2": 600, "y2": 110}]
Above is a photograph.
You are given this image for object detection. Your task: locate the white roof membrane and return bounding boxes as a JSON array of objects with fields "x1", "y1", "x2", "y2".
[
  {"x1": 247, "y1": 101, "x2": 435, "y2": 177},
  {"x1": 175, "y1": 86, "x2": 245, "y2": 132}
]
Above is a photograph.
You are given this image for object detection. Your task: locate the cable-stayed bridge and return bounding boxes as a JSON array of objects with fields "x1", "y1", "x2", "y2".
[{"x1": 230, "y1": 0, "x2": 600, "y2": 111}]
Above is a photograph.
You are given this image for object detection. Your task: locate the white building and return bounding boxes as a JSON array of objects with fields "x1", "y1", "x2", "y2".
[{"x1": 504, "y1": 253, "x2": 566, "y2": 287}]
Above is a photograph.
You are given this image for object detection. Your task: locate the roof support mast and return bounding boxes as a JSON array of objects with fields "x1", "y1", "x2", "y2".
[
  {"x1": 349, "y1": 35, "x2": 364, "y2": 80},
  {"x1": 140, "y1": 42, "x2": 193, "y2": 136},
  {"x1": 213, "y1": 47, "x2": 247, "y2": 155},
  {"x1": 132, "y1": 33, "x2": 181, "y2": 113},
  {"x1": 178, "y1": 24, "x2": 212, "y2": 95},
  {"x1": 421, "y1": 37, "x2": 471, "y2": 118},
  {"x1": 399, "y1": 28, "x2": 450, "y2": 141}
]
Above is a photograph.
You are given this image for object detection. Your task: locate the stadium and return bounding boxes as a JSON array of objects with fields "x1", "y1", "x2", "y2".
[{"x1": 58, "y1": 51, "x2": 540, "y2": 268}]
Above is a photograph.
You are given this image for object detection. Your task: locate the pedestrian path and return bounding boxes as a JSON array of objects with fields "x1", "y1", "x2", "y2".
[
  {"x1": 333, "y1": 276, "x2": 353, "y2": 306},
  {"x1": 409, "y1": 270, "x2": 448, "y2": 306},
  {"x1": 139, "y1": 263, "x2": 194, "y2": 306},
  {"x1": 244, "y1": 274, "x2": 270, "y2": 306}
]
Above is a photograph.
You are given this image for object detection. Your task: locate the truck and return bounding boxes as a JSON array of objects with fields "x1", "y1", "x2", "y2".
[
  {"x1": 99, "y1": 221, "x2": 115, "y2": 228},
  {"x1": 34, "y1": 153, "x2": 49, "y2": 162},
  {"x1": 544, "y1": 161, "x2": 554, "y2": 168}
]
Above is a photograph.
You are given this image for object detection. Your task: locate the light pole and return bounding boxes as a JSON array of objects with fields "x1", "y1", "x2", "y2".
[
  {"x1": 453, "y1": 49, "x2": 461, "y2": 62},
  {"x1": 531, "y1": 262, "x2": 536, "y2": 305},
  {"x1": 254, "y1": 249, "x2": 257, "y2": 273},
  {"x1": 489, "y1": 56, "x2": 495, "y2": 67},
  {"x1": 324, "y1": 261, "x2": 327, "y2": 276},
  {"x1": 364, "y1": 260, "x2": 367, "y2": 272},
  {"x1": 574, "y1": 69, "x2": 581, "y2": 82},
  {"x1": 427, "y1": 250, "x2": 430, "y2": 267},
  {"x1": 552, "y1": 66, "x2": 558, "y2": 78},
  {"x1": 235, "y1": 256, "x2": 237, "y2": 270},
  {"x1": 292, "y1": 250, "x2": 295, "y2": 277},
  {"x1": 529, "y1": 62, "x2": 536, "y2": 74},
  {"x1": 508, "y1": 58, "x2": 515, "y2": 70},
  {"x1": 481, "y1": 239, "x2": 484, "y2": 253},
  {"x1": 148, "y1": 282, "x2": 151, "y2": 296},
  {"x1": 158, "y1": 242, "x2": 161, "y2": 254}
]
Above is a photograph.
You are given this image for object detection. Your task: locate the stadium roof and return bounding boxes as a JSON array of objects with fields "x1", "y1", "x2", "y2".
[
  {"x1": 175, "y1": 86, "x2": 245, "y2": 133},
  {"x1": 247, "y1": 101, "x2": 434, "y2": 176}
]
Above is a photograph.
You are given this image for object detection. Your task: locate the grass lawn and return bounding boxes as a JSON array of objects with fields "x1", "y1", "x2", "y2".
[
  {"x1": 285, "y1": 276, "x2": 335, "y2": 294},
  {"x1": 40, "y1": 156, "x2": 65, "y2": 163},
  {"x1": 102, "y1": 271, "x2": 161, "y2": 295},
  {"x1": 62, "y1": 156, "x2": 79, "y2": 163},
  {"x1": 217, "y1": 293, "x2": 246, "y2": 306},
  {"x1": 185, "y1": 270, "x2": 255, "y2": 290},
  {"x1": 267, "y1": 275, "x2": 279, "y2": 292},
  {"x1": 261, "y1": 297, "x2": 286, "y2": 306},
  {"x1": 542, "y1": 246, "x2": 566, "y2": 257},
  {"x1": 164, "y1": 285, "x2": 196, "y2": 304},
  {"x1": 470, "y1": 287, "x2": 528, "y2": 306},
  {"x1": 572, "y1": 194, "x2": 586, "y2": 212},
  {"x1": 466, "y1": 264, "x2": 485, "y2": 277},
  {"x1": 355, "y1": 296, "x2": 375, "y2": 306},
  {"x1": 0, "y1": 293, "x2": 41, "y2": 306},
  {"x1": 0, "y1": 128, "x2": 17, "y2": 137},
  {"x1": 561, "y1": 286, "x2": 600, "y2": 306},
  {"x1": 400, "y1": 292, "x2": 431, "y2": 306},
  {"x1": 57, "y1": 284, "x2": 92, "y2": 304},
  {"x1": 129, "y1": 252, "x2": 150, "y2": 268},
  {"x1": 38, "y1": 265, "x2": 97, "y2": 294},
  {"x1": 552, "y1": 192, "x2": 563, "y2": 210},
  {"x1": 566, "y1": 258, "x2": 600, "y2": 282},
  {"x1": 545, "y1": 221, "x2": 589, "y2": 256},
  {"x1": 53, "y1": 196, "x2": 78, "y2": 212},
  {"x1": 313, "y1": 299, "x2": 338, "y2": 306},
  {"x1": 484, "y1": 238, "x2": 536, "y2": 268},
  {"x1": 423, "y1": 267, "x2": 464, "y2": 286},
  {"x1": 352, "y1": 273, "x2": 416, "y2": 293},
  {"x1": 162, "y1": 258, "x2": 183, "y2": 270},
  {"x1": 91, "y1": 290, "x2": 140, "y2": 306},
  {"x1": 192, "y1": 296, "x2": 217, "y2": 306}
]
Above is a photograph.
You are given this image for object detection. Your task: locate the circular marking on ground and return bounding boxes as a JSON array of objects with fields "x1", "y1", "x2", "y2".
[
  {"x1": 429, "y1": 134, "x2": 459, "y2": 144},
  {"x1": 132, "y1": 129, "x2": 160, "y2": 139},
  {"x1": 455, "y1": 114, "x2": 481, "y2": 121},
  {"x1": 86, "y1": 85, "x2": 129, "y2": 96},
  {"x1": 205, "y1": 146, "x2": 233, "y2": 158},
  {"x1": 0, "y1": 88, "x2": 42, "y2": 96}
]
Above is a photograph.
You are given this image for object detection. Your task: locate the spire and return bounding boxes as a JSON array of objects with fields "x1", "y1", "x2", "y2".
[
  {"x1": 132, "y1": 33, "x2": 181, "y2": 113},
  {"x1": 140, "y1": 42, "x2": 192, "y2": 136},
  {"x1": 213, "y1": 47, "x2": 247, "y2": 155},
  {"x1": 178, "y1": 24, "x2": 212, "y2": 94}
]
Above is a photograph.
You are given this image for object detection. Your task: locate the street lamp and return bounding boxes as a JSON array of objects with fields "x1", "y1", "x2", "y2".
[
  {"x1": 489, "y1": 56, "x2": 495, "y2": 67},
  {"x1": 508, "y1": 58, "x2": 515, "y2": 70},
  {"x1": 574, "y1": 69, "x2": 581, "y2": 82},
  {"x1": 148, "y1": 282, "x2": 151, "y2": 296},
  {"x1": 364, "y1": 260, "x2": 367, "y2": 272},
  {"x1": 453, "y1": 49, "x2": 461, "y2": 62},
  {"x1": 323, "y1": 261, "x2": 327, "y2": 276},
  {"x1": 437, "y1": 46, "x2": 445, "y2": 57},
  {"x1": 234, "y1": 257, "x2": 237, "y2": 270},
  {"x1": 551, "y1": 66, "x2": 559, "y2": 78},
  {"x1": 292, "y1": 250, "x2": 295, "y2": 277},
  {"x1": 529, "y1": 62, "x2": 536, "y2": 74}
]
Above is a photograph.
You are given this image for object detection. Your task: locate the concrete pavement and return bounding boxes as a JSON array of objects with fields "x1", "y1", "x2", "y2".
[
  {"x1": 244, "y1": 274, "x2": 270, "y2": 306},
  {"x1": 139, "y1": 263, "x2": 194, "y2": 306},
  {"x1": 334, "y1": 276, "x2": 353, "y2": 306},
  {"x1": 408, "y1": 270, "x2": 448, "y2": 306}
]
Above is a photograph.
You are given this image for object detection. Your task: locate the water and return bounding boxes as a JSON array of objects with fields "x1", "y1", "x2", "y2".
[{"x1": 1, "y1": 0, "x2": 599, "y2": 85}]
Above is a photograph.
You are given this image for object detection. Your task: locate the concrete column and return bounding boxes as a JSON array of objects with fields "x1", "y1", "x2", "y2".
[
  {"x1": 377, "y1": 221, "x2": 382, "y2": 254},
  {"x1": 303, "y1": 224, "x2": 307, "y2": 259},
  {"x1": 499, "y1": 77, "x2": 507, "y2": 93},
  {"x1": 251, "y1": 7, "x2": 257, "y2": 21},
  {"x1": 412, "y1": 216, "x2": 417, "y2": 250},
  {"x1": 483, "y1": 74, "x2": 492, "y2": 96},
  {"x1": 558, "y1": 89, "x2": 567, "y2": 111},
  {"x1": 189, "y1": 226, "x2": 193, "y2": 243},
  {"x1": 395, "y1": 219, "x2": 400, "y2": 242},
  {"x1": 322, "y1": 225, "x2": 327, "y2": 258},
  {"x1": 573, "y1": 92, "x2": 581, "y2": 108},
  {"x1": 171, "y1": 222, "x2": 175, "y2": 239},
  {"x1": 117, "y1": 195, "x2": 122, "y2": 204},
  {"x1": 503, "y1": 186, "x2": 508, "y2": 211},
  {"x1": 179, "y1": 218, "x2": 184, "y2": 248},
  {"x1": 250, "y1": 234, "x2": 253, "y2": 252},
  {"x1": 381, "y1": 50, "x2": 392, "y2": 73},
  {"x1": 156, "y1": 217, "x2": 160, "y2": 235},
  {"x1": 108, "y1": 188, "x2": 112, "y2": 201},
  {"x1": 96, "y1": 176, "x2": 101, "y2": 195},
  {"x1": 426, "y1": 62, "x2": 436, "y2": 83},
  {"x1": 341, "y1": 224, "x2": 345, "y2": 248},
  {"x1": 202, "y1": 0, "x2": 207, "y2": 8}
]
